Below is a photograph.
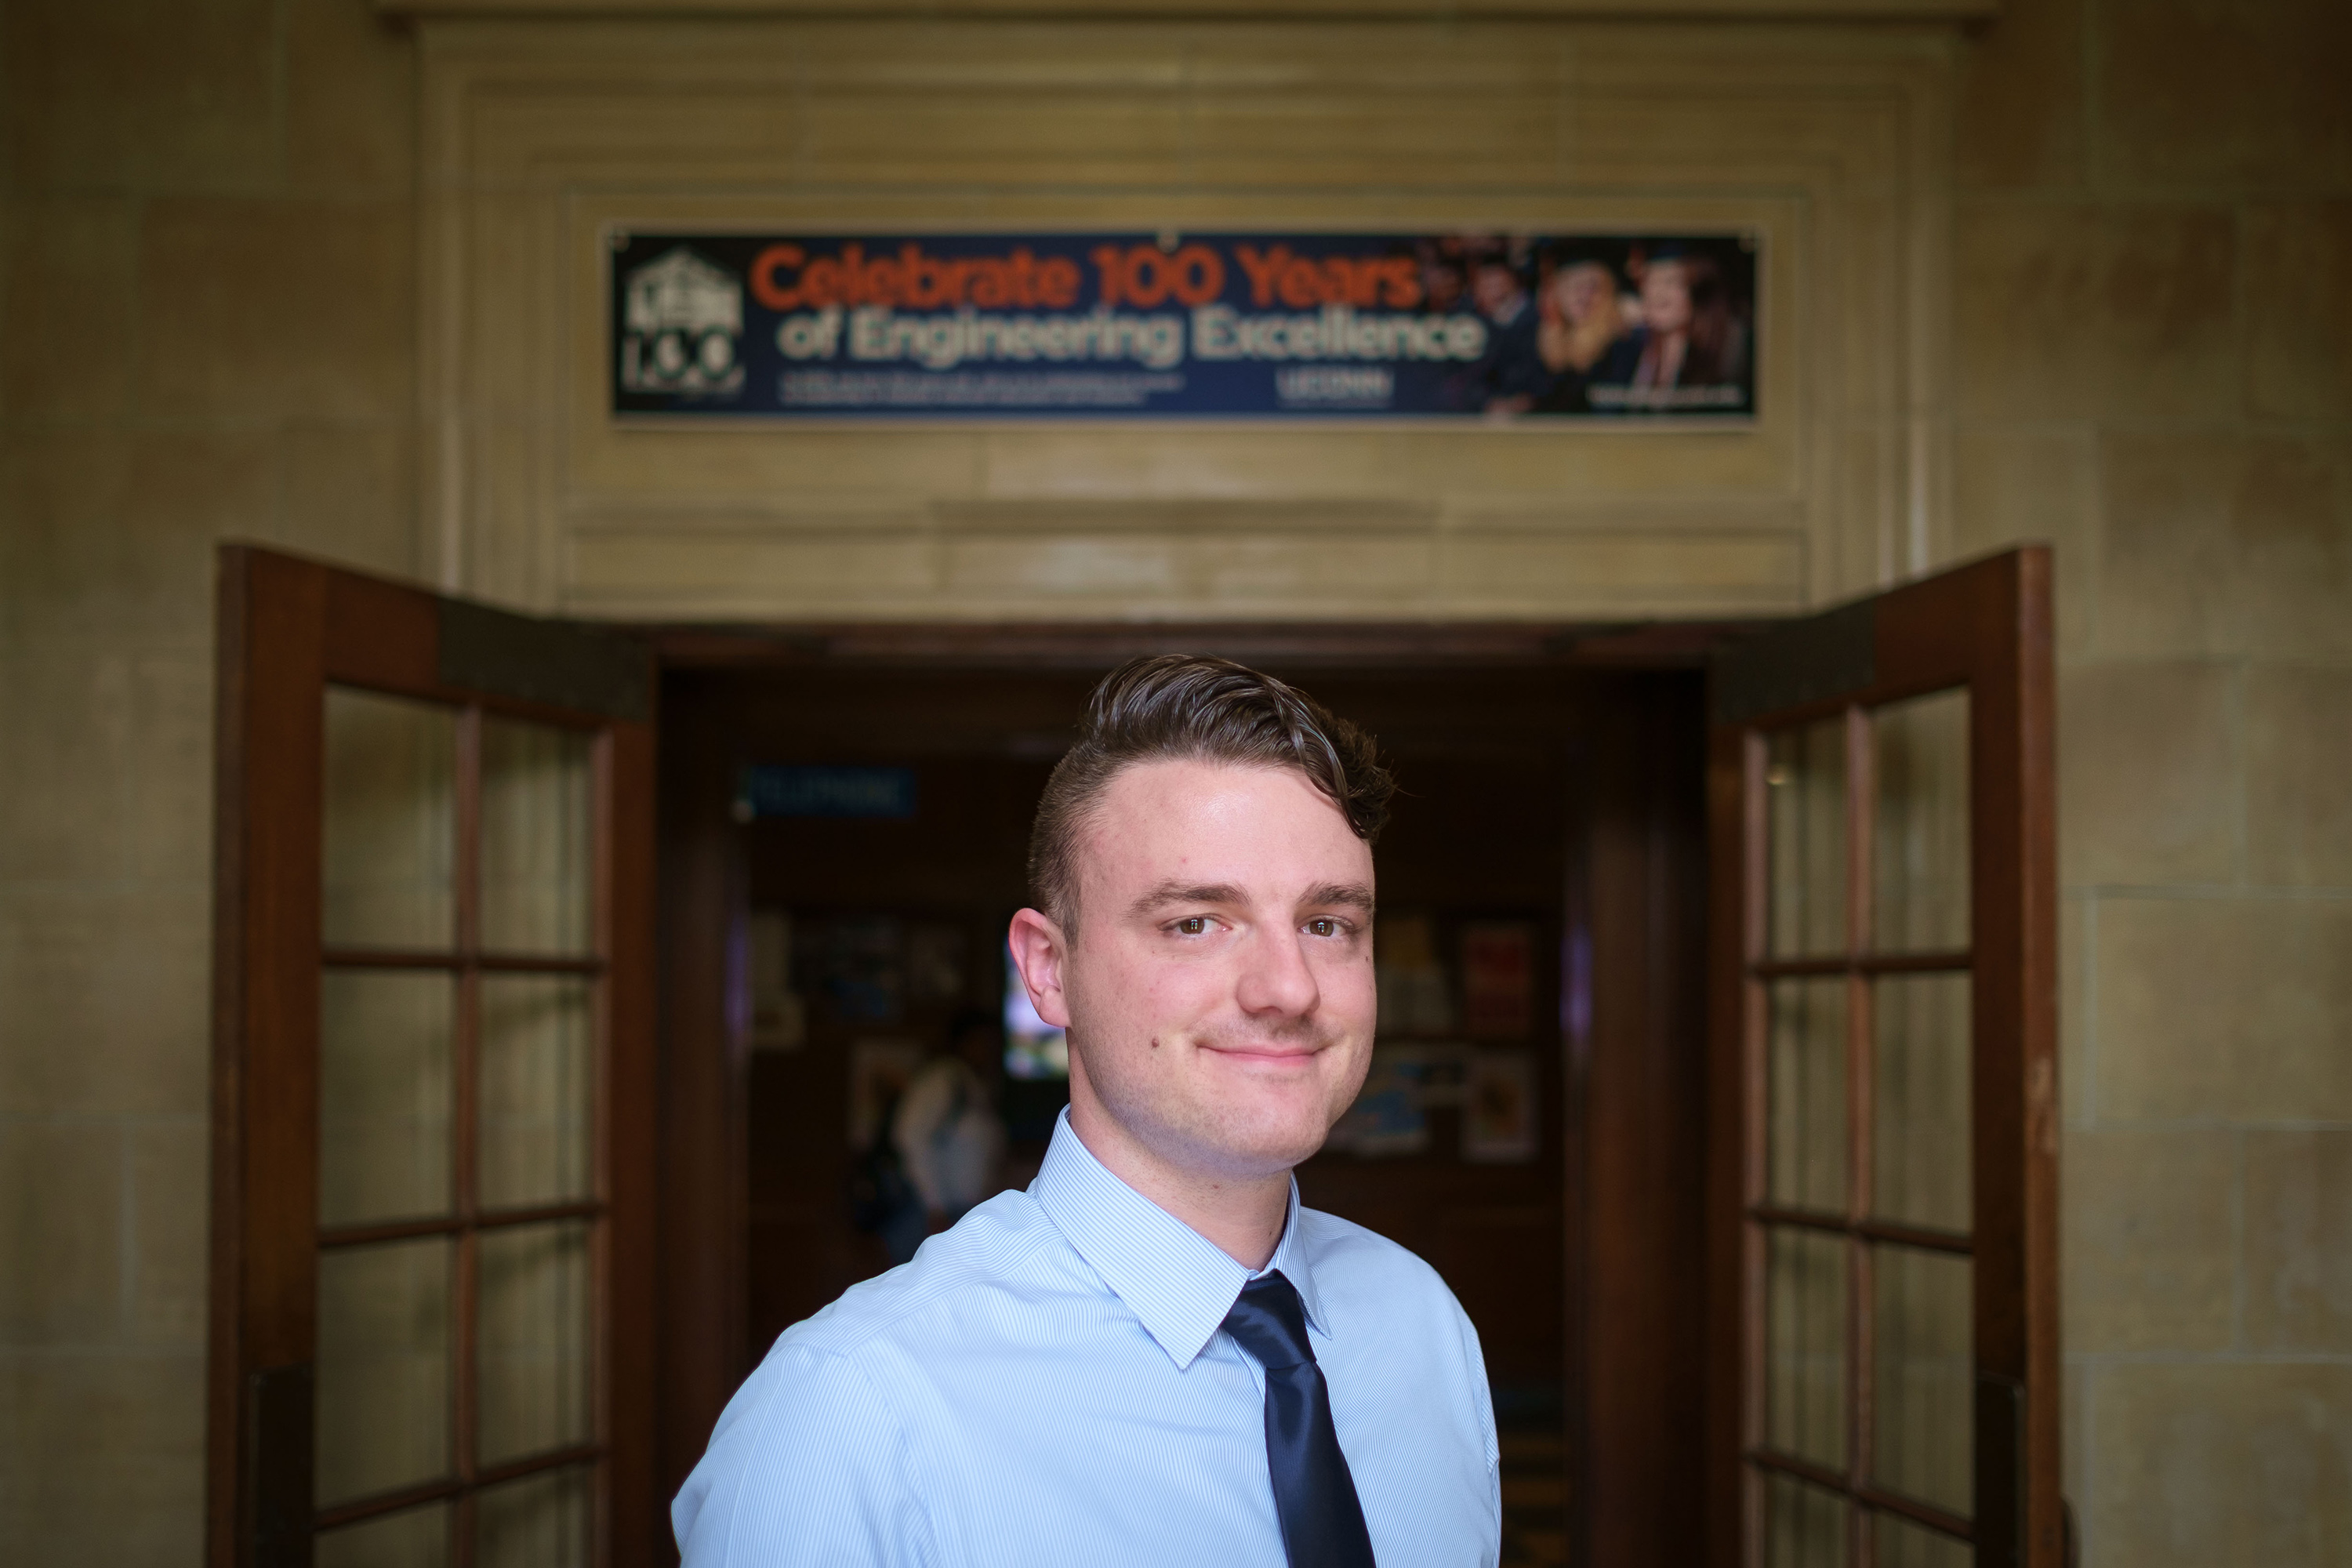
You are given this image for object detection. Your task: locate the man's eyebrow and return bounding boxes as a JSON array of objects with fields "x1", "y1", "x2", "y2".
[
  {"x1": 1301, "y1": 882, "x2": 1376, "y2": 914},
  {"x1": 1126, "y1": 880, "x2": 1248, "y2": 920}
]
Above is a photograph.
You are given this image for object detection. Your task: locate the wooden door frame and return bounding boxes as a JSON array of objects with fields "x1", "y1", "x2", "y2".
[
  {"x1": 209, "y1": 546, "x2": 662, "y2": 1567},
  {"x1": 1701, "y1": 549, "x2": 2060, "y2": 1567},
  {"x1": 644, "y1": 619, "x2": 1726, "y2": 1563}
]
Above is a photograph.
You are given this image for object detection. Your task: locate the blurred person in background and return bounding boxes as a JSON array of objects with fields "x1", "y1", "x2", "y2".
[{"x1": 887, "y1": 1007, "x2": 1008, "y2": 1261}]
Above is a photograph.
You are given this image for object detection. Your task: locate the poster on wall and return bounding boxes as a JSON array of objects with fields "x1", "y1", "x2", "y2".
[
  {"x1": 1327, "y1": 1047, "x2": 1434, "y2": 1158},
  {"x1": 1462, "y1": 1051, "x2": 1539, "y2": 1164},
  {"x1": 746, "y1": 909, "x2": 806, "y2": 1054},
  {"x1": 1374, "y1": 912, "x2": 1457, "y2": 1034},
  {"x1": 1461, "y1": 921, "x2": 1535, "y2": 1040},
  {"x1": 609, "y1": 230, "x2": 1755, "y2": 423}
]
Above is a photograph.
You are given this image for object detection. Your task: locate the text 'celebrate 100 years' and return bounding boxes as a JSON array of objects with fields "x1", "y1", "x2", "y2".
[{"x1": 611, "y1": 231, "x2": 1757, "y2": 421}]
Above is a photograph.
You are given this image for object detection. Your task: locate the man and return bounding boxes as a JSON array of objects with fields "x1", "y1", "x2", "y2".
[
  {"x1": 674, "y1": 655, "x2": 1501, "y2": 1566},
  {"x1": 1466, "y1": 256, "x2": 1551, "y2": 416}
]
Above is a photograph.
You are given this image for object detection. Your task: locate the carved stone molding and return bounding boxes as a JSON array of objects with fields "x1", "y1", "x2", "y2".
[
  {"x1": 417, "y1": 16, "x2": 1956, "y2": 620},
  {"x1": 390, "y1": 2, "x2": 1994, "y2": 20}
]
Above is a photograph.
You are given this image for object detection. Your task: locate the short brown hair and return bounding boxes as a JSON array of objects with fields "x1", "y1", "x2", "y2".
[{"x1": 1028, "y1": 655, "x2": 1393, "y2": 931}]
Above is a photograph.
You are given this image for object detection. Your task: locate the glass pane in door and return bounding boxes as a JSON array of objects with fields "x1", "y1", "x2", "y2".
[
  {"x1": 1873, "y1": 1246, "x2": 1973, "y2": 1515},
  {"x1": 1872, "y1": 974, "x2": 1971, "y2": 1233},
  {"x1": 1871, "y1": 691, "x2": 1969, "y2": 953},
  {"x1": 1764, "y1": 1226, "x2": 1847, "y2": 1469},
  {"x1": 316, "y1": 1501, "x2": 452, "y2": 1568},
  {"x1": 477, "y1": 1220, "x2": 593, "y2": 1468},
  {"x1": 1765, "y1": 1472, "x2": 1849, "y2": 1568},
  {"x1": 324, "y1": 689, "x2": 456, "y2": 951},
  {"x1": 1766, "y1": 980, "x2": 1848, "y2": 1213},
  {"x1": 481, "y1": 717, "x2": 594, "y2": 956},
  {"x1": 1872, "y1": 973, "x2": 1966, "y2": 1232},
  {"x1": 320, "y1": 971, "x2": 454, "y2": 1228},
  {"x1": 478, "y1": 975, "x2": 595, "y2": 1210},
  {"x1": 315, "y1": 1237, "x2": 453, "y2": 1507},
  {"x1": 1877, "y1": 1513, "x2": 1971, "y2": 1568},
  {"x1": 1767, "y1": 717, "x2": 1849, "y2": 958},
  {"x1": 477, "y1": 1465, "x2": 593, "y2": 1568}
]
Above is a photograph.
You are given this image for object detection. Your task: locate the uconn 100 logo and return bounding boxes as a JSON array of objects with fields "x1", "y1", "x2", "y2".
[{"x1": 619, "y1": 245, "x2": 745, "y2": 397}]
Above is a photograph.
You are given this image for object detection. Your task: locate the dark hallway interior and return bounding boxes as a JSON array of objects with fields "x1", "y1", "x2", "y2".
[{"x1": 656, "y1": 646, "x2": 1712, "y2": 1567}]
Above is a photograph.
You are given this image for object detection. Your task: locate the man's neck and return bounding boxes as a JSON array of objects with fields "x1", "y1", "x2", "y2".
[{"x1": 1064, "y1": 1097, "x2": 1292, "y2": 1271}]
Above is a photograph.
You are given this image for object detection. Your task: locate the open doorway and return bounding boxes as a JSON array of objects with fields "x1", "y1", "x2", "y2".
[
  {"x1": 655, "y1": 639, "x2": 1712, "y2": 1568},
  {"x1": 206, "y1": 548, "x2": 2054, "y2": 1568}
]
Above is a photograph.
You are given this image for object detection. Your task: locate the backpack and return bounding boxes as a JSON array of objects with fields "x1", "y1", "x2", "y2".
[{"x1": 848, "y1": 1088, "x2": 918, "y2": 1234}]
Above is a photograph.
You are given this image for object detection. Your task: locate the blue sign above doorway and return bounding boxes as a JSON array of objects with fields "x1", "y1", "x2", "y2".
[{"x1": 735, "y1": 765, "x2": 919, "y2": 821}]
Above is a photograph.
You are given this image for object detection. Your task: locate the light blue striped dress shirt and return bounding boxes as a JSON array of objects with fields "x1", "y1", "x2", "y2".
[{"x1": 674, "y1": 1110, "x2": 1501, "y2": 1566}]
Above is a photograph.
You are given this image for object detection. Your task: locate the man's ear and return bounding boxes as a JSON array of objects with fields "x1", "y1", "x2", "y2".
[{"x1": 1007, "y1": 906, "x2": 1073, "y2": 1029}]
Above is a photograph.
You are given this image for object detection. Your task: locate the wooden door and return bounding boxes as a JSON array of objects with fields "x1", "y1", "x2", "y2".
[
  {"x1": 1705, "y1": 550, "x2": 2060, "y2": 1568},
  {"x1": 207, "y1": 546, "x2": 660, "y2": 1567}
]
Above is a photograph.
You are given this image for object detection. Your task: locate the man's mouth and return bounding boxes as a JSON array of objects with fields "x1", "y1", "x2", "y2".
[{"x1": 1198, "y1": 1039, "x2": 1327, "y2": 1062}]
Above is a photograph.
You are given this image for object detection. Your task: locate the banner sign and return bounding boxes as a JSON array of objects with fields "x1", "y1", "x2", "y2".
[{"x1": 610, "y1": 230, "x2": 1755, "y2": 422}]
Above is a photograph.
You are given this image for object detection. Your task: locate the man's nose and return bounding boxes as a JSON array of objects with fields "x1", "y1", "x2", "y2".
[{"x1": 1233, "y1": 924, "x2": 1320, "y2": 1018}]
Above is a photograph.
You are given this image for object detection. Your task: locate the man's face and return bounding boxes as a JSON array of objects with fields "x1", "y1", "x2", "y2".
[
  {"x1": 1473, "y1": 263, "x2": 1523, "y2": 319},
  {"x1": 1018, "y1": 760, "x2": 1377, "y2": 1183}
]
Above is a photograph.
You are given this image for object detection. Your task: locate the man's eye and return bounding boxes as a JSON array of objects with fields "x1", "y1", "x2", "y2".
[
  {"x1": 1174, "y1": 916, "x2": 1209, "y2": 935},
  {"x1": 1305, "y1": 918, "x2": 1343, "y2": 938}
]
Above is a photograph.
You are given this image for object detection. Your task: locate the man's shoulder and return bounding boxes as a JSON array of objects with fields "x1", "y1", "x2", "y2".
[
  {"x1": 1293, "y1": 1204, "x2": 1465, "y2": 1315},
  {"x1": 674, "y1": 1201, "x2": 1073, "y2": 1563},
  {"x1": 774, "y1": 1186, "x2": 1076, "y2": 1363}
]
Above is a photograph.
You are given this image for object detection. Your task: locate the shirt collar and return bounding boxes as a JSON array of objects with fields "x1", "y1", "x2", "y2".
[{"x1": 1031, "y1": 1109, "x2": 1328, "y2": 1370}]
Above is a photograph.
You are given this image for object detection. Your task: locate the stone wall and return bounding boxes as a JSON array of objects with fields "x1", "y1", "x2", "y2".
[
  {"x1": 0, "y1": 1, "x2": 2344, "y2": 1562},
  {"x1": 0, "y1": 1, "x2": 422, "y2": 1555},
  {"x1": 1948, "y1": 2, "x2": 2352, "y2": 1558}
]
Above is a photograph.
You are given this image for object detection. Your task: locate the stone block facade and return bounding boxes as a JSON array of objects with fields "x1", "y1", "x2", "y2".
[
  {"x1": 1955, "y1": 0, "x2": 2352, "y2": 1555},
  {"x1": 1, "y1": 0, "x2": 2345, "y2": 1559}
]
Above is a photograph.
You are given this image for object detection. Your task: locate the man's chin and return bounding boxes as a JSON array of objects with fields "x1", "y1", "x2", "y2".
[
  {"x1": 1086, "y1": 1058, "x2": 1356, "y2": 1181},
  {"x1": 1180, "y1": 1101, "x2": 1344, "y2": 1180}
]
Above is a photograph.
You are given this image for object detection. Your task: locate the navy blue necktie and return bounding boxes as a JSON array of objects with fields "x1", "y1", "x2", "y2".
[{"x1": 1222, "y1": 1271, "x2": 1377, "y2": 1568}]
